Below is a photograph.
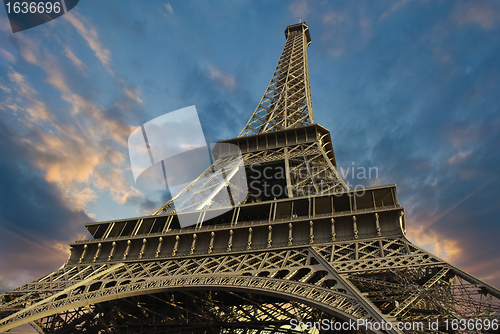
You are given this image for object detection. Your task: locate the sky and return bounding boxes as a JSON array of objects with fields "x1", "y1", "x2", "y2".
[{"x1": 0, "y1": 0, "x2": 499, "y2": 307}]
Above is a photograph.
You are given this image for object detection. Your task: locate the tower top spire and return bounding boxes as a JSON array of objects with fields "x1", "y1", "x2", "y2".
[
  {"x1": 285, "y1": 21, "x2": 311, "y2": 45},
  {"x1": 239, "y1": 22, "x2": 314, "y2": 137}
]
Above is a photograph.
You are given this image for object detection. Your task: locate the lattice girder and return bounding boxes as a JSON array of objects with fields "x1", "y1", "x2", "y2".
[
  {"x1": 314, "y1": 239, "x2": 500, "y2": 332},
  {"x1": 0, "y1": 247, "x2": 396, "y2": 333},
  {"x1": 2, "y1": 236, "x2": 500, "y2": 332},
  {"x1": 240, "y1": 23, "x2": 314, "y2": 136},
  {"x1": 156, "y1": 124, "x2": 348, "y2": 215},
  {"x1": 35, "y1": 292, "x2": 333, "y2": 334}
]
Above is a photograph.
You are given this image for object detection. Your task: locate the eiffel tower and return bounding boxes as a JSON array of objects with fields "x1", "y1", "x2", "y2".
[{"x1": 1, "y1": 22, "x2": 499, "y2": 334}]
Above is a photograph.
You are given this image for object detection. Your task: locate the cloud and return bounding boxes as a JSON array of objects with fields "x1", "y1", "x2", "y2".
[
  {"x1": 203, "y1": 61, "x2": 237, "y2": 91},
  {"x1": 1, "y1": 0, "x2": 499, "y2": 297},
  {"x1": 407, "y1": 224, "x2": 462, "y2": 262},
  {"x1": 27, "y1": 104, "x2": 141, "y2": 207},
  {"x1": 21, "y1": 42, "x2": 135, "y2": 145},
  {"x1": 444, "y1": 121, "x2": 488, "y2": 148},
  {"x1": 0, "y1": 12, "x2": 157, "y2": 291},
  {"x1": 323, "y1": 11, "x2": 345, "y2": 25},
  {"x1": 4, "y1": 29, "x2": 144, "y2": 213},
  {"x1": 18, "y1": 34, "x2": 39, "y2": 65},
  {"x1": 320, "y1": 7, "x2": 373, "y2": 57},
  {"x1": 0, "y1": 48, "x2": 15, "y2": 63},
  {"x1": 380, "y1": 0, "x2": 411, "y2": 20},
  {"x1": 8, "y1": 69, "x2": 50, "y2": 122},
  {"x1": 124, "y1": 86, "x2": 143, "y2": 104},
  {"x1": 0, "y1": 13, "x2": 11, "y2": 32},
  {"x1": 164, "y1": 3, "x2": 174, "y2": 15},
  {"x1": 0, "y1": 120, "x2": 91, "y2": 293},
  {"x1": 447, "y1": 150, "x2": 471, "y2": 165},
  {"x1": 59, "y1": 14, "x2": 145, "y2": 121},
  {"x1": 453, "y1": 0, "x2": 500, "y2": 30},
  {"x1": 63, "y1": 11, "x2": 113, "y2": 74},
  {"x1": 64, "y1": 47, "x2": 87, "y2": 72},
  {"x1": 0, "y1": 238, "x2": 69, "y2": 293},
  {"x1": 289, "y1": 1, "x2": 309, "y2": 20}
]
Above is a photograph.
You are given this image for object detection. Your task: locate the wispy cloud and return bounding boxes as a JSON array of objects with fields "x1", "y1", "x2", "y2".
[
  {"x1": 164, "y1": 3, "x2": 174, "y2": 15},
  {"x1": 5, "y1": 29, "x2": 143, "y2": 211},
  {"x1": 380, "y1": 0, "x2": 411, "y2": 21},
  {"x1": 447, "y1": 150, "x2": 471, "y2": 165},
  {"x1": 0, "y1": 13, "x2": 153, "y2": 290},
  {"x1": 18, "y1": 34, "x2": 39, "y2": 65},
  {"x1": 64, "y1": 47, "x2": 87, "y2": 72},
  {"x1": 323, "y1": 11, "x2": 345, "y2": 25},
  {"x1": 8, "y1": 69, "x2": 50, "y2": 122},
  {"x1": 445, "y1": 121, "x2": 484, "y2": 148},
  {"x1": 320, "y1": 7, "x2": 374, "y2": 57},
  {"x1": 453, "y1": 0, "x2": 500, "y2": 30},
  {"x1": 203, "y1": 61, "x2": 237, "y2": 91},
  {"x1": 124, "y1": 86, "x2": 143, "y2": 104},
  {"x1": 0, "y1": 48, "x2": 15, "y2": 63},
  {"x1": 63, "y1": 12, "x2": 113, "y2": 74}
]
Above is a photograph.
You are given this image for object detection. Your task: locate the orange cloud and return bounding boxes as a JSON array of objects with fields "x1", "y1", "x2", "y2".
[
  {"x1": 124, "y1": 86, "x2": 143, "y2": 104},
  {"x1": 8, "y1": 69, "x2": 50, "y2": 122},
  {"x1": 5, "y1": 32, "x2": 144, "y2": 215},
  {"x1": 407, "y1": 224, "x2": 462, "y2": 263}
]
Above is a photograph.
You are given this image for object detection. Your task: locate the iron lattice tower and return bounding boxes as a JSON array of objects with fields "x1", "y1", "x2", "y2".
[{"x1": 1, "y1": 22, "x2": 499, "y2": 334}]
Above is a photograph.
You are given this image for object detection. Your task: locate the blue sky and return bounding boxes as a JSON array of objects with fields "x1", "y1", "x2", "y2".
[{"x1": 0, "y1": 0, "x2": 500, "y2": 299}]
